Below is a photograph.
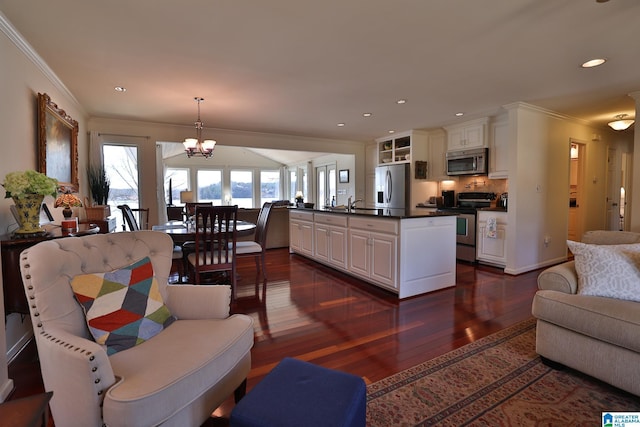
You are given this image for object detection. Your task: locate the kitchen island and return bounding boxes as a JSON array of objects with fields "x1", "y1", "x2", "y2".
[{"x1": 289, "y1": 207, "x2": 457, "y2": 298}]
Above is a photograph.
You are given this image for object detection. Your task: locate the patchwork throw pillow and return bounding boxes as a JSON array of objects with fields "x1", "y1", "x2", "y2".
[
  {"x1": 567, "y1": 240, "x2": 640, "y2": 302},
  {"x1": 71, "y1": 257, "x2": 176, "y2": 355}
]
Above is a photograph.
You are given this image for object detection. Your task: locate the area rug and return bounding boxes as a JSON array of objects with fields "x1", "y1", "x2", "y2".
[{"x1": 366, "y1": 318, "x2": 640, "y2": 426}]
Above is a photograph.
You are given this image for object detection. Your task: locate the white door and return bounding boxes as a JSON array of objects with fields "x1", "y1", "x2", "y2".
[
  {"x1": 606, "y1": 147, "x2": 622, "y2": 231},
  {"x1": 315, "y1": 164, "x2": 337, "y2": 208}
]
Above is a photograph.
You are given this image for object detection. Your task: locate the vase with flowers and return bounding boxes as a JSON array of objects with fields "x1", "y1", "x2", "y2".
[{"x1": 3, "y1": 170, "x2": 58, "y2": 234}]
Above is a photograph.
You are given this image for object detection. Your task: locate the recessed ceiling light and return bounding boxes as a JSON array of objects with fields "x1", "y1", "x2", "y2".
[
  {"x1": 363, "y1": 113, "x2": 372, "y2": 117},
  {"x1": 581, "y1": 58, "x2": 606, "y2": 68},
  {"x1": 337, "y1": 123, "x2": 345, "y2": 127},
  {"x1": 114, "y1": 86, "x2": 127, "y2": 92},
  {"x1": 396, "y1": 99, "x2": 407, "y2": 104},
  {"x1": 455, "y1": 112, "x2": 464, "y2": 117},
  {"x1": 388, "y1": 130, "x2": 395, "y2": 134}
]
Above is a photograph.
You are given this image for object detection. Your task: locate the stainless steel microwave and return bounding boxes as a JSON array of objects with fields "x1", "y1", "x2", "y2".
[{"x1": 446, "y1": 147, "x2": 488, "y2": 176}]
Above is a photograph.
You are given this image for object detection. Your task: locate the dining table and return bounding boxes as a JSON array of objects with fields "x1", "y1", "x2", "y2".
[{"x1": 152, "y1": 219, "x2": 257, "y2": 245}]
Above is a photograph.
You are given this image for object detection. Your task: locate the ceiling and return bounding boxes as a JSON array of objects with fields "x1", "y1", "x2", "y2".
[{"x1": 1, "y1": 0, "x2": 638, "y2": 144}]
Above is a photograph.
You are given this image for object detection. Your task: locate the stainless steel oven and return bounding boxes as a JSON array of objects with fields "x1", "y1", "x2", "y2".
[
  {"x1": 437, "y1": 192, "x2": 495, "y2": 262},
  {"x1": 455, "y1": 213, "x2": 477, "y2": 262}
]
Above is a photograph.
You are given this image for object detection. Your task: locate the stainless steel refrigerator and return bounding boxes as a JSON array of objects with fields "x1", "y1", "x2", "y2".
[{"x1": 375, "y1": 163, "x2": 410, "y2": 213}]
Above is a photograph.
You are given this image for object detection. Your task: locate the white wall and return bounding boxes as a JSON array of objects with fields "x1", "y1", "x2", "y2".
[
  {"x1": 0, "y1": 19, "x2": 89, "y2": 400},
  {"x1": 310, "y1": 153, "x2": 356, "y2": 207},
  {"x1": 504, "y1": 103, "x2": 632, "y2": 274},
  {"x1": 90, "y1": 117, "x2": 366, "y2": 225}
]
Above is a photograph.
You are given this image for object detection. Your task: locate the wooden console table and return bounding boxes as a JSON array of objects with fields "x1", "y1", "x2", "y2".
[{"x1": 1, "y1": 224, "x2": 100, "y2": 315}]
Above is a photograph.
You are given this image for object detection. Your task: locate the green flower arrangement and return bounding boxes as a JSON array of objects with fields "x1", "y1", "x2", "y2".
[{"x1": 3, "y1": 170, "x2": 58, "y2": 199}]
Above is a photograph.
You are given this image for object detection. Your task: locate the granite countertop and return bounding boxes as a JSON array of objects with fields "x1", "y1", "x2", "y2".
[
  {"x1": 293, "y1": 206, "x2": 458, "y2": 219},
  {"x1": 478, "y1": 207, "x2": 508, "y2": 212}
]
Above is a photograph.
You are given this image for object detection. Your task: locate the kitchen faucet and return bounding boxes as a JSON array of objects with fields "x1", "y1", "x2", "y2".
[{"x1": 349, "y1": 198, "x2": 363, "y2": 212}]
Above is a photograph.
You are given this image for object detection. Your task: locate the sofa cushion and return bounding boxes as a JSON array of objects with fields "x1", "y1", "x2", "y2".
[
  {"x1": 71, "y1": 256, "x2": 176, "y2": 355},
  {"x1": 532, "y1": 290, "x2": 640, "y2": 354},
  {"x1": 104, "y1": 315, "x2": 254, "y2": 426},
  {"x1": 567, "y1": 240, "x2": 640, "y2": 302}
]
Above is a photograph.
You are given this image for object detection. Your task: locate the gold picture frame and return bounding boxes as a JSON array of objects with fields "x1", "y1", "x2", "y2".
[{"x1": 38, "y1": 92, "x2": 79, "y2": 192}]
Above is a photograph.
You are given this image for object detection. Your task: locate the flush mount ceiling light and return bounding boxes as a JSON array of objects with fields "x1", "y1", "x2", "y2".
[
  {"x1": 608, "y1": 114, "x2": 635, "y2": 131},
  {"x1": 581, "y1": 58, "x2": 606, "y2": 68},
  {"x1": 183, "y1": 97, "x2": 216, "y2": 158}
]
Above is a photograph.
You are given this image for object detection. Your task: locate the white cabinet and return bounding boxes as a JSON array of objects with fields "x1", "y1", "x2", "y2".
[
  {"x1": 376, "y1": 130, "x2": 428, "y2": 166},
  {"x1": 314, "y1": 214, "x2": 348, "y2": 269},
  {"x1": 476, "y1": 210, "x2": 507, "y2": 267},
  {"x1": 349, "y1": 217, "x2": 398, "y2": 290},
  {"x1": 489, "y1": 117, "x2": 509, "y2": 179},
  {"x1": 289, "y1": 210, "x2": 314, "y2": 256},
  {"x1": 289, "y1": 210, "x2": 456, "y2": 298},
  {"x1": 445, "y1": 117, "x2": 489, "y2": 151},
  {"x1": 426, "y1": 129, "x2": 449, "y2": 181}
]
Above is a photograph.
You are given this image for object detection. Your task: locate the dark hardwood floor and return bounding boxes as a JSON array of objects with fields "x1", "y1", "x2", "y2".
[{"x1": 7, "y1": 248, "x2": 542, "y2": 425}]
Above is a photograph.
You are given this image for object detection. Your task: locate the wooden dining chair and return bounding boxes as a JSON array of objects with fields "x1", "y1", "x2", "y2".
[
  {"x1": 185, "y1": 201, "x2": 213, "y2": 217},
  {"x1": 119, "y1": 204, "x2": 184, "y2": 281},
  {"x1": 187, "y1": 205, "x2": 239, "y2": 297},
  {"x1": 117, "y1": 204, "x2": 141, "y2": 231},
  {"x1": 235, "y1": 202, "x2": 274, "y2": 283},
  {"x1": 167, "y1": 205, "x2": 185, "y2": 221}
]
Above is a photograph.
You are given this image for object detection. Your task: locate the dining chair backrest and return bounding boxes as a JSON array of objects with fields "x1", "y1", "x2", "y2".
[
  {"x1": 193, "y1": 205, "x2": 238, "y2": 282},
  {"x1": 132, "y1": 207, "x2": 150, "y2": 230},
  {"x1": 167, "y1": 206, "x2": 185, "y2": 221},
  {"x1": 117, "y1": 204, "x2": 140, "y2": 231},
  {"x1": 254, "y1": 202, "x2": 274, "y2": 246},
  {"x1": 186, "y1": 202, "x2": 213, "y2": 216}
]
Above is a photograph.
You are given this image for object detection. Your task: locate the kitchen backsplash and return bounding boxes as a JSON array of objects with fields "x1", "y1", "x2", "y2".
[{"x1": 439, "y1": 177, "x2": 508, "y2": 200}]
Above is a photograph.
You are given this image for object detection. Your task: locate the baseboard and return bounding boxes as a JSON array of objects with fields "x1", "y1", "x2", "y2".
[{"x1": 504, "y1": 256, "x2": 568, "y2": 275}]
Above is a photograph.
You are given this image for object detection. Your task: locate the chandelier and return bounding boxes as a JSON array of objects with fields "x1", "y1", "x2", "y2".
[
  {"x1": 183, "y1": 97, "x2": 216, "y2": 158},
  {"x1": 607, "y1": 113, "x2": 634, "y2": 131}
]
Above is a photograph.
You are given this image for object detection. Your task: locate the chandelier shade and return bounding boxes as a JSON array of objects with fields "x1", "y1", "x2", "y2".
[
  {"x1": 183, "y1": 97, "x2": 217, "y2": 158},
  {"x1": 607, "y1": 114, "x2": 634, "y2": 131}
]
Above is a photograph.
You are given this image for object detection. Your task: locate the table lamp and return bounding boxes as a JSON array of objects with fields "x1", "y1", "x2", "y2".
[{"x1": 180, "y1": 190, "x2": 195, "y2": 204}]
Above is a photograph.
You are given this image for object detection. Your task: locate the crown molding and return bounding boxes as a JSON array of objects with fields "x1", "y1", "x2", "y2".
[{"x1": 0, "y1": 11, "x2": 82, "y2": 112}]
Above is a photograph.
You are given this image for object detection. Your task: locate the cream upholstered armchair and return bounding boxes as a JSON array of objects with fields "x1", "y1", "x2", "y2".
[{"x1": 19, "y1": 230, "x2": 254, "y2": 427}]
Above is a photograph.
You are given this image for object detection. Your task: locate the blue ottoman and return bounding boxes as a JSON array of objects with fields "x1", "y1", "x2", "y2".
[{"x1": 230, "y1": 357, "x2": 366, "y2": 427}]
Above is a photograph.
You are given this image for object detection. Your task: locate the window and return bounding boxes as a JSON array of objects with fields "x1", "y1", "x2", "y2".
[
  {"x1": 103, "y1": 144, "x2": 139, "y2": 231},
  {"x1": 231, "y1": 170, "x2": 253, "y2": 208},
  {"x1": 260, "y1": 170, "x2": 280, "y2": 206},
  {"x1": 165, "y1": 168, "x2": 189, "y2": 206},
  {"x1": 197, "y1": 170, "x2": 222, "y2": 205},
  {"x1": 289, "y1": 169, "x2": 297, "y2": 202}
]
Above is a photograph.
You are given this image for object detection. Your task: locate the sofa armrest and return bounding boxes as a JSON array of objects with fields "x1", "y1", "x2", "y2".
[
  {"x1": 36, "y1": 328, "x2": 115, "y2": 427},
  {"x1": 165, "y1": 284, "x2": 231, "y2": 319},
  {"x1": 537, "y1": 260, "x2": 578, "y2": 294}
]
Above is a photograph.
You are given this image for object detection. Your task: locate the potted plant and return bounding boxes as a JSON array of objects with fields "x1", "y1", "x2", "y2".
[
  {"x1": 86, "y1": 164, "x2": 111, "y2": 220},
  {"x1": 3, "y1": 170, "x2": 58, "y2": 234}
]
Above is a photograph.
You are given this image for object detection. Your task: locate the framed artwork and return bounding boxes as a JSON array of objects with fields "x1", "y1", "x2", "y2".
[
  {"x1": 415, "y1": 161, "x2": 428, "y2": 179},
  {"x1": 339, "y1": 169, "x2": 349, "y2": 183},
  {"x1": 38, "y1": 92, "x2": 79, "y2": 192}
]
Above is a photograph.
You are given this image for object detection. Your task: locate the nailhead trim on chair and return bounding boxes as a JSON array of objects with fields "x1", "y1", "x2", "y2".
[{"x1": 40, "y1": 331, "x2": 108, "y2": 397}]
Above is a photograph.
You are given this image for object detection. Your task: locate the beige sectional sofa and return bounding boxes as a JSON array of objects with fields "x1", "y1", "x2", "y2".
[{"x1": 532, "y1": 230, "x2": 640, "y2": 396}]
